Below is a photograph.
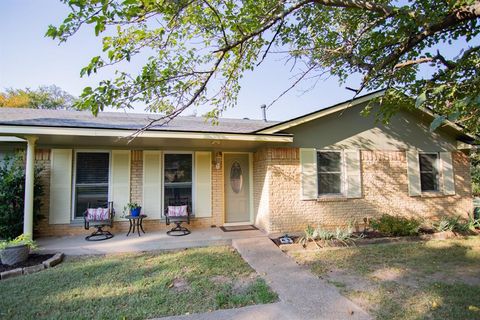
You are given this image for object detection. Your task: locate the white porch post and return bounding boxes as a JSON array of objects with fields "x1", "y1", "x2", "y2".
[{"x1": 23, "y1": 136, "x2": 38, "y2": 237}]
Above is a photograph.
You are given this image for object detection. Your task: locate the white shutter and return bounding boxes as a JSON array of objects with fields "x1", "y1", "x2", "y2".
[
  {"x1": 407, "y1": 150, "x2": 421, "y2": 196},
  {"x1": 345, "y1": 150, "x2": 362, "y2": 198},
  {"x1": 194, "y1": 151, "x2": 212, "y2": 217},
  {"x1": 49, "y1": 149, "x2": 72, "y2": 224},
  {"x1": 440, "y1": 152, "x2": 455, "y2": 195},
  {"x1": 300, "y1": 148, "x2": 317, "y2": 200},
  {"x1": 143, "y1": 151, "x2": 162, "y2": 219},
  {"x1": 111, "y1": 150, "x2": 131, "y2": 220}
]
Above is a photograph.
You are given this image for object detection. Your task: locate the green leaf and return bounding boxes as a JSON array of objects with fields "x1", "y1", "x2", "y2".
[
  {"x1": 430, "y1": 115, "x2": 446, "y2": 132},
  {"x1": 415, "y1": 92, "x2": 427, "y2": 108}
]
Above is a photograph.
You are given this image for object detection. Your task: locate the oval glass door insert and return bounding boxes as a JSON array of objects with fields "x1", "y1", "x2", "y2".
[{"x1": 230, "y1": 161, "x2": 243, "y2": 193}]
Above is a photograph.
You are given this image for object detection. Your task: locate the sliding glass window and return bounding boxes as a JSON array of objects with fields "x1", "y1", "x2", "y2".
[
  {"x1": 74, "y1": 152, "x2": 110, "y2": 218},
  {"x1": 164, "y1": 153, "x2": 193, "y2": 213}
]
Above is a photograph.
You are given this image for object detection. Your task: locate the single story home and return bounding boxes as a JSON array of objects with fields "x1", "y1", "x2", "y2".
[{"x1": 0, "y1": 90, "x2": 475, "y2": 237}]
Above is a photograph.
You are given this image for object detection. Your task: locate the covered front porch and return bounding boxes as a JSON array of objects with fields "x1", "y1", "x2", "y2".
[{"x1": 36, "y1": 227, "x2": 266, "y2": 255}]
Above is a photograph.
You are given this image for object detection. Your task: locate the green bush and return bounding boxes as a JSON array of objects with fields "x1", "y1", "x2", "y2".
[
  {"x1": 370, "y1": 214, "x2": 421, "y2": 237},
  {"x1": 0, "y1": 153, "x2": 44, "y2": 240}
]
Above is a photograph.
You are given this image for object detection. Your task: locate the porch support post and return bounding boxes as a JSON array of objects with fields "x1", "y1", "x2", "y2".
[{"x1": 23, "y1": 136, "x2": 38, "y2": 237}]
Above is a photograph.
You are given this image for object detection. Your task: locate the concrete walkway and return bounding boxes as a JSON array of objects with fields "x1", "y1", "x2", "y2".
[{"x1": 159, "y1": 237, "x2": 371, "y2": 320}]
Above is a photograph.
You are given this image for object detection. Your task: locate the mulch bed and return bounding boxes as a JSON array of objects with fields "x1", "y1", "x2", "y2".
[{"x1": 0, "y1": 254, "x2": 54, "y2": 273}]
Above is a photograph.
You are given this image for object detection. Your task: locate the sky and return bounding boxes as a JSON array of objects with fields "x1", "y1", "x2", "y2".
[{"x1": 0, "y1": 1, "x2": 475, "y2": 122}]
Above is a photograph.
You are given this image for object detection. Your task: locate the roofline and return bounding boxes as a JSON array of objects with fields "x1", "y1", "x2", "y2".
[
  {"x1": 256, "y1": 90, "x2": 386, "y2": 134},
  {"x1": 0, "y1": 125, "x2": 293, "y2": 143}
]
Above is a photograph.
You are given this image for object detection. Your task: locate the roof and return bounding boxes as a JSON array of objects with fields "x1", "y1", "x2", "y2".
[{"x1": 0, "y1": 108, "x2": 277, "y2": 134}]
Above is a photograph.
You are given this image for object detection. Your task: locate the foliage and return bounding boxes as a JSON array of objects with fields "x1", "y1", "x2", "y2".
[
  {"x1": 370, "y1": 214, "x2": 421, "y2": 237},
  {"x1": 299, "y1": 224, "x2": 358, "y2": 247},
  {"x1": 0, "y1": 153, "x2": 44, "y2": 240},
  {"x1": 434, "y1": 215, "x2": 480, "y2": 233},
  {"x1": 0, "y1": 246, "x2": 277, "y2": 319},
  {"x1": 0, "y1": 85, "x2": 77, "y2": 110},
  {"x1": 47, "y1": 1, "x2": 480, "y2": 135},
  {"x1": 472, "y1": 150, "x2": 480, "y2": 196},
  {"x1": 0, "y1": 234, "x2": 37, "y2": 250},
  {"x1": 123, "y1": 202, "x2": 141, "y2": 214}
]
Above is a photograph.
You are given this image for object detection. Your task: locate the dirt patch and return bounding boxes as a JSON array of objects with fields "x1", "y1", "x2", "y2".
[
  {"x1": 169, "y1": 277, "x2": 189, "y2": 292},
  {"x1": 0, "y1": 253, "x2": 54, "y2": 272}
]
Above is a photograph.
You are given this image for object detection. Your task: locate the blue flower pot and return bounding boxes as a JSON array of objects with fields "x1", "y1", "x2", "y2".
[{"x1": 130, "y1": 207, "x2": 141, "y2": 217}]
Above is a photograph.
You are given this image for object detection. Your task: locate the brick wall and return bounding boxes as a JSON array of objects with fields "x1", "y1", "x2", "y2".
[
  {"x1": 35, "y1": 150, "x2": 225, "y2": 237},
  {"x1": 253, "y1": 147, "x2": 473, "y2": 234}
]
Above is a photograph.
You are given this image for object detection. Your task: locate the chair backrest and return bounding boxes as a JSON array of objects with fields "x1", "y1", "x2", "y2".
[
  {"x1": 85, "y1": 201, "x2": 114, "y2": 222},
  {"x1": 166, "y1": 198, "x2": 190, "y2": 218}
]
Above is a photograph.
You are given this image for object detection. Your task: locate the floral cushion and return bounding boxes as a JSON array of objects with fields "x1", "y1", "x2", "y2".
[
  {"x1": 167, "y1": 205, "x2": 188, "y2": 217},
  {"x1": 86, "y1": 208, "x2": 110, "y2": 222}
]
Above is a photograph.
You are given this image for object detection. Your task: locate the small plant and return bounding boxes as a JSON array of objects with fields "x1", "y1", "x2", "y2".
[
  {"x1": 299, "y1": 224, "x2": 359, "y2": 248},
  {"x1": 123, "y1": 202, "x2": 142, "y2": 216},
  {"x1": 299, "y1": 225, "x2": 317, "y2": 248},
  {"x1": 370, "y1": 214, "x2": 421, "y2": 237},
  {"x1": 0, "y1": 234, "x2": 37, "y2": 250},
  {"x1": 434, "y1": 215, "x2": 480, "y2": 233}
]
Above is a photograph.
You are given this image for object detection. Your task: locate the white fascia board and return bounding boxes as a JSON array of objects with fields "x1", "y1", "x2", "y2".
[
  {"x1": 0, "y1": 125, "x2": 292, "y2": 143},
  {"x1": 257, "y1": 91, "x2": 385, "y2": 134}
]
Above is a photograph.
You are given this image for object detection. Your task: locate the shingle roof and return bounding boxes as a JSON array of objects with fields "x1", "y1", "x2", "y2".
[{"x1": 0, "y1": 108, "x2": 277, "y2": 133}]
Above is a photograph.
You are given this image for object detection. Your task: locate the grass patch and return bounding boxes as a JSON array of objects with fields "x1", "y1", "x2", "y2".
[
  {"x1": 292, "y1": 237, "x2": 480, "y2": 320},
  {"x1": 0, "y1": 246, "x2": 277, "y2": 319}
]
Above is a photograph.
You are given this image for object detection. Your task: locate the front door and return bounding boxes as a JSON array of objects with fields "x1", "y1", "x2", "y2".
[{"x1": 224, "y1": 153, "x2": 251, "y2": 224}]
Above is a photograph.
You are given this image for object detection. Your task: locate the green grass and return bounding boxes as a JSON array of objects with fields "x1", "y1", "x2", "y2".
[
  {"x1": 0, "y1": 246, "x2": 277, "y2": 320},
  {"x1": 293, "y1": 237, "x2": 480, "y2": 320}
]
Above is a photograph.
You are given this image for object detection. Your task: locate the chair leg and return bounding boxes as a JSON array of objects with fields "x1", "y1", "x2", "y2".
[
  {"x1": 166, "y1": 222, "x2": 191, "y2": 236},
  {"x1": 85, "y1": 226, "x2": 114, "y2": 241}
]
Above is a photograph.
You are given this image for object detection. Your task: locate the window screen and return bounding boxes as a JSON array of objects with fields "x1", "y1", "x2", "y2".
[
  {"x1": 74, "y1": 152, "x2": 109, "y2": 218},
  {"x1": 317, "y1": 151, "x2": 342, "y2": 195},
  {"x1": 164, "y1": 154, "x2": 193, "y2": 213},
  {"x1": 419, "y1": 153, "x2": 439, "y2": 192}
]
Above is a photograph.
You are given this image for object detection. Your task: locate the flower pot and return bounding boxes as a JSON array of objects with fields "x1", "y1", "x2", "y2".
[
  {"x1": 0, "y1": 244, "x2": 29, "y2": 266},
  {"x1": 130, "y1": 207, "x2": 142, "y2": 217}
]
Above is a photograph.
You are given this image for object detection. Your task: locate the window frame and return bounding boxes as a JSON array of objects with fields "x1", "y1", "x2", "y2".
[
  {"x1": 162, "y1": 151, "x2": 195, "y2": 217},
  {"x1": 418, "y1": 152, "x2": 441, "y2": 193},
  {"x1": 71, "y1": 150, "x2": 112, "y2": 222},
  {"x1": 316, "y1": 150, "x2": 346, "y2": 197}
]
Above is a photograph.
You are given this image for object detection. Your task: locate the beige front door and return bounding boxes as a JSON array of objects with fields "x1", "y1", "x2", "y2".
[{"x1": 224, "y1": 153, "x2": 251, "y2": 224}]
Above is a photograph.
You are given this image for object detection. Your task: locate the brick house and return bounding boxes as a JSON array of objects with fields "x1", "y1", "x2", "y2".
[{"x1": 0, "y1": 91, "x2": 474, "y2": 237}]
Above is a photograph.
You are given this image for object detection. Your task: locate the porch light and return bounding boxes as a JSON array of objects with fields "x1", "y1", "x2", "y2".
[{"x1": 215, "y1": 152, "x2": 222, "y2": 170}]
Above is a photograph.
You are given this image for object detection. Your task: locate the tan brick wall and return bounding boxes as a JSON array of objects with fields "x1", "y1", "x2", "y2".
[
  {"x1": 35, "y1": 150, "x2": 225, "y2": 237},
  {"x1": 253, "y1": 147, "x2": 473, "y2": 234}
]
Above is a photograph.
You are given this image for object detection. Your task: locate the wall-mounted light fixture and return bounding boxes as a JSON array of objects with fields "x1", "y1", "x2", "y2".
[{"x1": 214, "y1": 152, "x2": 222, "y2": 170}]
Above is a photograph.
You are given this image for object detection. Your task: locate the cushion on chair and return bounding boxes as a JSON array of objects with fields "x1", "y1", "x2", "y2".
[
  {"x1": 86, "y1": 208, "x2": 110, "y2": 222},
  {"x1": 167, "y1": 205, "x2": 188, "y2": 217}
]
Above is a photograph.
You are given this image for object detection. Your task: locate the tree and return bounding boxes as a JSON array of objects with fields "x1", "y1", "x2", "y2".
[
  {"x1": 0, "y1": 85, "x2": 77, "y2": 110},
  {"x1": 46, "y1": 0, "x2": 480, "y2": 136},
  {"x1": 0, "y1": 154, "x2": 44, "y2": 240}
]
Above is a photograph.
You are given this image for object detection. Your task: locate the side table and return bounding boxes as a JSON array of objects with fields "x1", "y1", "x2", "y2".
[{"x1": 125, "y1": 214, "x2": 147, "y2": 237}]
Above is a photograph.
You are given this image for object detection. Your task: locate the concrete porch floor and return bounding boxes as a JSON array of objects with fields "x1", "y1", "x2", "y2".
[{"x1": 36, "y1": 227, "x2": 266, "y2": 255}]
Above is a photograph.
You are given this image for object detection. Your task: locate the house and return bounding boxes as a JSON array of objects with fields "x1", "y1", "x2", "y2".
[{"x1": 0, "y1": 91, "x2": 474, "y2": 237}]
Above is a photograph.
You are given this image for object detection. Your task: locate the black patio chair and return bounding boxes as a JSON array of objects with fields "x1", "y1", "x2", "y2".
[
  {"x1": 165, "y1": 198, "x2": 191, "y2": 236},
  {"x1": 84, "y1": 201, "x2": 115, "y2": 241}
]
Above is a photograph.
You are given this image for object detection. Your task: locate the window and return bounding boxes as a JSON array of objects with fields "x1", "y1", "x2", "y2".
[
  {"x1": 164, "y1": 153, "x2": 193, "y2": 213},
  {"x1": 74, "y1": 152, "x2": 110, "y2": 218},
  {"x1": 419, "y1": 153, "x2": 439, "y2": 192},
  {"x1": 317, "y1": 151, "x2": 343, "y2": 195}
]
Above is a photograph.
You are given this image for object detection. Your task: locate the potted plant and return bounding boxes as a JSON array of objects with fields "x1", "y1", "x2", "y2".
[
  {"x1": 0, "y1": 234, "x2": 37, "y2": 266},
  {"x1": 124, "y1": 202, "x2": 142, "y2": 217}
]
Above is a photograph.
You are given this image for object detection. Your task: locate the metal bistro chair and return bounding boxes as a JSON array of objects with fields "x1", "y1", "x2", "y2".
[
  {"x1": 84, "y1": 201, "x2": 115, "y2": 241},
  {"x1": 165, "y1": 198, "x2": 191, "y2": 236}
]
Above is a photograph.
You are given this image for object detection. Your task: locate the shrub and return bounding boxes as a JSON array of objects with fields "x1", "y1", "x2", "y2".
[
  {"x1": 299, "y1": 224, "x2": 358, "y2": 247},
  {"x1": 370, "y1": 214, "x2": 421, "y2": 237},
  {"x1": 434, "y1": 215, "x2": 480, "y2": 233},
  {"x1": 0, "y1": 153, "x2": 44, "y2": 240}
]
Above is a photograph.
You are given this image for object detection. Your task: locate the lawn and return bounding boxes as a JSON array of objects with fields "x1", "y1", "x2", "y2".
[
  {"x1": 292, "y1": 236, "x2": 480, "y2": 320},
  {"x1": 0, "y1": 246, "x2": 277, "y2": 320}
]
